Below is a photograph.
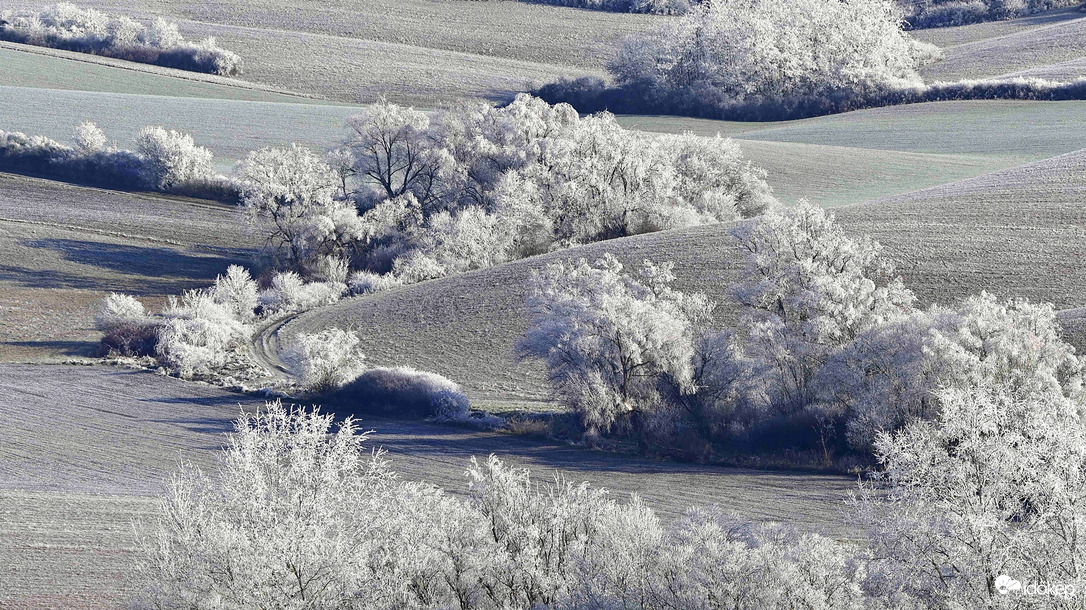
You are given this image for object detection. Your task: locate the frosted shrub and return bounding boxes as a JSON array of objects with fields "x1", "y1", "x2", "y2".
[
  {"x1": 858, "y1": 385, "x2": 1086, "y2": 608},
  {"x1": 135, "y1": 401, "x2": 397, "y2": 609},
  {"x1": 157, "y1": 289, "x2": 248, "y2": 379},
  {"x1": 94, "y1": 292, "x2": 158, "y2": 356},
  {"x1": 464, "y1": 454, "x2": 614, "y2": 606},
  {"x1": 74, "y1": 121, "x2": 108, "y2": 153},
  {"x1": 821, "y1": 293, "x2": 1084, "y2": 453},
  {"x1": 347, "y1": 270, "x2": 402, "y2": 295},
  {"x1": 135, "y1": 126, "x2": 214, "y2": 190},
  {"x1": 0, "y1": 125, "x2": 231, "y2": 197},
  {"x1": 210, "y1": 265, "x2": 259, "y2": 322},
  {"x1": 140, "y1": 405, "x2": 890, "y2": 608},
  {"x1": 315, "y1": 255, "x2": 350, "y2": 284},
  {"x1": 517, "y1": 254, "x2": 713, "y2": 438},
  {"x1": 95, "y1": 292, "x2": 147, "y2": 331},
  {"x1": 259, "y1": 272, "x2": 347, "y2": 313},
  {"x1": 281, "y1": 327, "x2": 366, "y2": 393},
  {"x1": 333, "y1": 366, "x2": 470, "y2": 418},
  {"x1": 644, "y1": 508, "x2": 870, "y2": 609}
]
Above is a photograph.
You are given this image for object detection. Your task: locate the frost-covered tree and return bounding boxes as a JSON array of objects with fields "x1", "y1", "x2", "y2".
[
  {"x1": 611, "y1": 0, "x2": 940, "y2": 106},
  {"x1": 258, "y1": 271, "x2": 346, "y2": 313},
  {"x1": 346, "y1": 99, "x2": 439, "y2": 209},
  {"x1": 135, "y1": 401, "x2": 399, "y2": 609},
  {"x1": 282, "y1": 327, "x2": 366, "y2": 393},
  {"x1": 238, "y1": 144, "x2": 364, "y2": 270},
  {"x1": 135, "y1": 126, "x2": 214, "y2": 190},
  {"x1": 156, "y1": 289, "x2": 248, "y2": 379},
  {"x1": 342, "y1": 95, "x2": 774, "y2": 285},
  {"x1": 730, "y1": 201, "x2": 915, "y2": 413},
  {"x1": 518, "y1": 254, "x2": 713, "y2": 438},
  {"x1": 74, "y1": 120, "x2": 108, "y2": 153},
  {"x1": 210, "y1": 265, "x2": 259, "y2": 323},
  {"x1": 138, "y1": 402, "x2": 885, "y2": 609},
  {"x1": 821, "y1": 293, "x2": 1083, "y2": 452},
  {"x1": 858, "y1": 384, "x2": 1086, "y2": 608}
]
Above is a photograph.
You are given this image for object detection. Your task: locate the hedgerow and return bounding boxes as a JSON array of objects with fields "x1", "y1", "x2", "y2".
[
  {"x1": 0, "y1": 123, "x2": 237, "y2": 200},
  {"x1": 0, "y1": 3, "x2": 241, "y2": 75}
]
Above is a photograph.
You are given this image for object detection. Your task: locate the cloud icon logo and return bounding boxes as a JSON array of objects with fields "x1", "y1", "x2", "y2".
[{"x1": 996, "y1": 575, "x2": 1022, "y2": 595}]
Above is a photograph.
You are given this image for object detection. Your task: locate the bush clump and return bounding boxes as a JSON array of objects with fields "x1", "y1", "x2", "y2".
[
  {"x1": 609, "y1": 0, "x2": 939, "y2": 109},
  {"x1": 0, "y1": 123, "x2": 234, "y2": 200},
  {"x1": 281, "y1": 327, "x2": 367, "y2": 394},
  {"x1": 156, "y1": 289, "x2": 249, "y2": 379},
  {"x1": 0, "y1": 3, "x2": 241, "y2": 75},
  {"x1": 332, "y1": 366, "x2": 471, "y2": 418},
  {"x1": 94, "y1": 292, "x2": 158, "y2": 356}
]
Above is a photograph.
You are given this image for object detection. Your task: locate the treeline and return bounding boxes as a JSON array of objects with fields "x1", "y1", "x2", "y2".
[
  {"x1": 536, "y1": 75, "x2": 1086, "y2": 122},
  {"x1": 519, "y1": 202, "x2": 1084, "y2": 467},
  {"x1": 0, "y1": 3, "x2": 241, "y2": 75},
  {"x1": 903, "y1": 0, "x2": 1080, "y2": 28},
  {"x1": 240, "y1": 94, "x2": 774, "y2": 287},
  {"x1": 470, "y1": 0, "x2": 699, "y2": 14}
]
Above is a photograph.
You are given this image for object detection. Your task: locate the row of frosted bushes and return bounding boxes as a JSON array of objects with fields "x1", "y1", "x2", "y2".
[
  {"x1": 534, "y1": 0, "x2": 1086, "y2": 121},
  {"x1": 0, "y1": 3, "x2": 240, "y2": 75},
  {"x1": 536, "y1": 75, "x2": 1086, "y2": 121},
  {"x1": 0, "y1": 123, "x2": 238, "y2": 201},
  {"x1": 904, "y1": 0, "x2": 1080, "y2": 28},
  {"x1": 465, "y1": 0, "x2": 1078, "y2": 20}
]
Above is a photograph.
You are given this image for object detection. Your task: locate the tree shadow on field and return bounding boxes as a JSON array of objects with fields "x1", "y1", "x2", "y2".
[
  {"x1": 146, "y1": 416, "x2": 237, "y2": 436},
  {"x1": 358, "y1": 415, "x2": 833, "y2": 481},
  {"x1": 20, "y1": 238, "x2": 244, "y2": 280},
  {"x1": 1, "y1": 339, "x2": 95, "y2": 356}
]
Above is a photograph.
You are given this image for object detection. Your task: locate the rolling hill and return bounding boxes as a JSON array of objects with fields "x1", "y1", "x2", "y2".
[{"x1": 0, "y1": 173, "x2": 260, "y2": 361}]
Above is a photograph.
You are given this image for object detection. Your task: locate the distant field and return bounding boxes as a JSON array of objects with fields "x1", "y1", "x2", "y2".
[
  {"x1": 1, "y1": 0, "x2": 658, "y2": 70},
  {"x1": 0, "y1": 173, "x2": 259, "y2": 362},
  {"x1": 911, "y1": 6, "x2": 1086, "y2": 81},
  {"x1": 0, "y1": 364, "x2": 854, "y2": 609},
  {"x1": 282, "y1": 150, "x2": 1086, "y2": 403},
  {"x1": 190, "y1": 22, "x2": 601, "y2": 105},
  {"x1": 0, "y1": 43, "x2": 318, "y2": 103},
  {"x1": 1, "y1": 0, "x2": 653, "y2": 105},
  {"x1": 911, "y1": 6, "x2": 1086, "y2": 48},
  {"x1": 621, "y1": 100, "x2": 1086, "y2": 157},
  {"x1": 0, "y1": 86, "x2": 361, "y2": 167}
]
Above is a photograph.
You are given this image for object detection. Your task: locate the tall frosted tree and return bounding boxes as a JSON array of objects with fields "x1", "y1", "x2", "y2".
[
  {"x1": 238, "y1": 144, "x2": 363, "y2": 270},
  {"x1": 729, "y1": 201, "x2": 915, "y2": 412},
  {"x1": 517, "y1": 254, "x2": 713, "y2": 439}
]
